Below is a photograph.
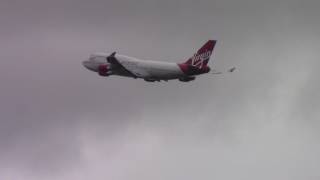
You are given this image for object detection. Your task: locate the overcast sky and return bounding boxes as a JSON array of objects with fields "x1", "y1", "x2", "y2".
[{"x1": 0, "y1": 0, "x2": 320, "y2": 179}]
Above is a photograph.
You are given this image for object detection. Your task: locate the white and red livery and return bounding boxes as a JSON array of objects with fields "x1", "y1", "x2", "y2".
[{"x1": 83, "y1": 40, "x2": 216, "y2": 82}]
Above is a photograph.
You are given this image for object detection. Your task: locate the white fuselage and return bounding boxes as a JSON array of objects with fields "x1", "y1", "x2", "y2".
[
  {"x1": 83, "y1": 53, "x2": 188, "y2": 81},
  {"x1": 116, "y1": 54, "x2": 184, "y2": 79}
]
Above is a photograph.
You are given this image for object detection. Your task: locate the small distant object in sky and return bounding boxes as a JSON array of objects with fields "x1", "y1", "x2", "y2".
[
  {"x1": 82, "y1": 40, "x2": 234, "y2": 82},
  {"x1": 229, "y1": 67, "x2": 236, "y2": 72}
]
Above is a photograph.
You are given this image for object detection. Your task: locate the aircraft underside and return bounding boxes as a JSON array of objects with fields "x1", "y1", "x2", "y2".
[{"x1": 106, "y1": 67, "x2": 195, "y2": 82}]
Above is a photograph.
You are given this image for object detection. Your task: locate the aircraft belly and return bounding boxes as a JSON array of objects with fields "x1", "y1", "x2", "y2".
[
  {"x1": 148, "y1": 65, "x2": 183, "y2": 80},
  {"x1": 113, "y1": 69, "x2": 135, "y2": 78}
]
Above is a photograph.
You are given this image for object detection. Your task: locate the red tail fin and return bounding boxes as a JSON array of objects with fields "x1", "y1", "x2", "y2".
[{"x1": 184, "y1": 40, "x2": 216, "y2": 68}]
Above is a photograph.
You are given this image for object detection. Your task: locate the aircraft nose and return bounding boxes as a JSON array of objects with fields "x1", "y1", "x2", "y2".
[{"x1": 82, "y1": 60, "x2": 97, "y2": 72}]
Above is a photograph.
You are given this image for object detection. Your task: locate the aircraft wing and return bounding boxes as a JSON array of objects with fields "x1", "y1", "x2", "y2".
[
  {"x1": 107, "y1": 53, "x2": 138, "y2": 78},
  {"x1": 118, "y1": 60, "x2": 147, "y2": 77}
]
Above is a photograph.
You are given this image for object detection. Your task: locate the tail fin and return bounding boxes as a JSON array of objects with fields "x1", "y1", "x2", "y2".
[{"x1": 184, "y1": 40, "x2": 216, "y2": 68}]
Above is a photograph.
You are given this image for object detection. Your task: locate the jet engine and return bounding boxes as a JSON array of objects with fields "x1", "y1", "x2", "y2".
[{"x1": 98, "y1": 64, "x2": 111, "y2": 76}]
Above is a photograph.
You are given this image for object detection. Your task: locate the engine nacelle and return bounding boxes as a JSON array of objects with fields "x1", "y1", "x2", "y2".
[
  {"x1": 98, "y1": 64, "x2": 110, "y2": 76},
  {"x1": 179, "y1": 76, "x2": 196, "y2": 82}
]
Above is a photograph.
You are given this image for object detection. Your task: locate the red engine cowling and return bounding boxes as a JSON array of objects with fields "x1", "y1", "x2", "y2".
[{"x1": 98, "y1": 64, "x2": 109, "y2": 76}]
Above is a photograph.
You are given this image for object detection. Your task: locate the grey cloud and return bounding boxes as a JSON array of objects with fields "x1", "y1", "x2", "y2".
[{"x1": 0, "y1": 0, "x2": 320, "y2": 179}]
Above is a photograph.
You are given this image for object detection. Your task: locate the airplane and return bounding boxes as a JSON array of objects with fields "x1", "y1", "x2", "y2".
[{"x1": 82, "y1": 40, "x2": 222, "y2": 82}]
